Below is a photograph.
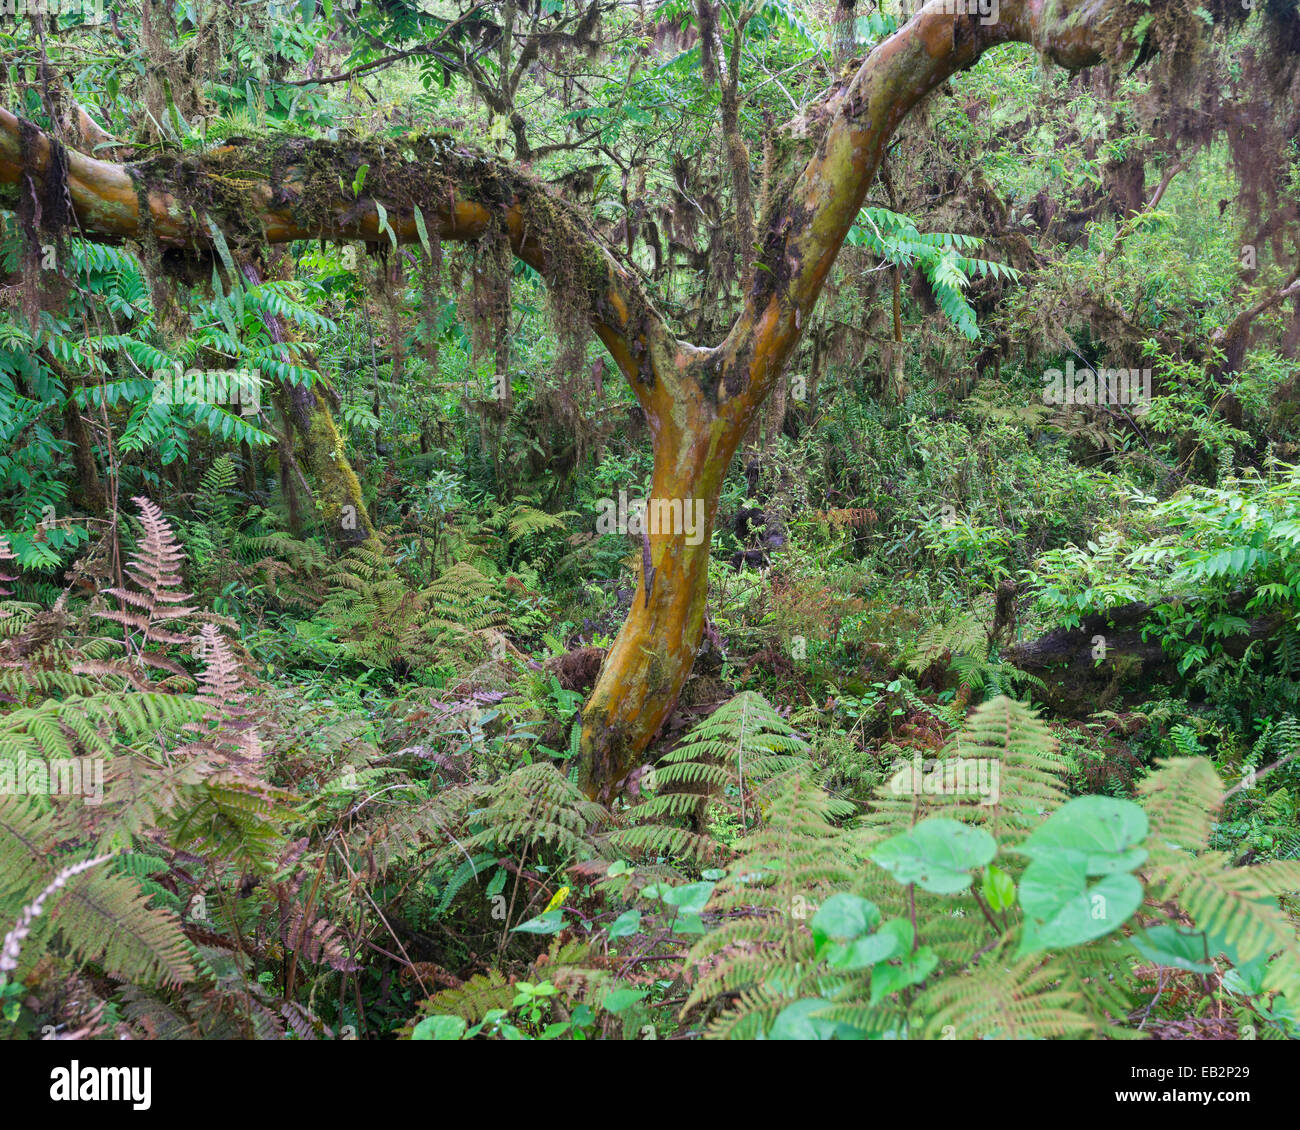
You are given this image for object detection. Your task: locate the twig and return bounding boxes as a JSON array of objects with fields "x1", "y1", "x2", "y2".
[{"x1": 1219, "y1": 749, "x2": 1300, "y2": 805}]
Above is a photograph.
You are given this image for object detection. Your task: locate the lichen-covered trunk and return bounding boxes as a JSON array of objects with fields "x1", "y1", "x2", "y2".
[
  {"x1": 249, "y1": 259, "x2": 380, "y2": 550},
  {"x1": 572, "y1": 0, "x2": 1115, "y2": 793},
  {"x1": 276, "y1": 382, "x2": 378, "y2": 548},
  {"x1": 578, "y1": 353, "x2": 750, "y2": 799},
  {"x1": 578, "y1": 430, "x2": 720, "y2": 796},
  {"x1": 62, "y1": 396, "x2": 108, "y2": 515}
]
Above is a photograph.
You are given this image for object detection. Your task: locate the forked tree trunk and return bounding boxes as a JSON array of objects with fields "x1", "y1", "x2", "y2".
[{"x1": 0, "y1": 0, "x2": 1142, "y2": 796}]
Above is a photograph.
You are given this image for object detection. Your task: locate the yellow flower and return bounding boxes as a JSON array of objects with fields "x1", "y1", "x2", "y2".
[{"x1": 544, "y1": 886, "x2": 570, "y2": 914}]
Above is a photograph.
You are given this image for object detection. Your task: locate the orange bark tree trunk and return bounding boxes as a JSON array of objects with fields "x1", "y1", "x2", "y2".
[{"x1": 0, "y1": 0, "x2": 1136, "y2": 797}]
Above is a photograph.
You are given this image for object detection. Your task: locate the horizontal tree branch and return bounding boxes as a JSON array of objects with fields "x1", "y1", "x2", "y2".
[{"x1": 0, "y1": 106, "x2": 693, "y2": 421}]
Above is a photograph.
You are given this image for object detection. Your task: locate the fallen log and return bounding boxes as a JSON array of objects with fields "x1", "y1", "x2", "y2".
[{"x1": 1006, "y1": 593, "x2": 1284, "y2": 715}]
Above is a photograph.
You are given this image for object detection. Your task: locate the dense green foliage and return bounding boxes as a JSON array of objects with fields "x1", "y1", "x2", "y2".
[{"x1": 1, "y1": 0, "x2": 1299, "y2": 1041}]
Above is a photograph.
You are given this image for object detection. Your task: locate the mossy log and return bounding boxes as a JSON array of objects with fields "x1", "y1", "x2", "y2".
[{"x1": 1007, "y1": 593, "x2": 1286, "y2": 715}]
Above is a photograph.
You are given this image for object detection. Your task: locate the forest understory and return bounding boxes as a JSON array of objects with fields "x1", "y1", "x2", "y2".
[{"x1": 1, "y1": 0, "x2": 1300, "y2": 1050}]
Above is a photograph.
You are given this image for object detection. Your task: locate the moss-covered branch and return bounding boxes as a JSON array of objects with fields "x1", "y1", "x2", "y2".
[{"x1": 0, "y1": 110, "x2": 682, "y2": 419}]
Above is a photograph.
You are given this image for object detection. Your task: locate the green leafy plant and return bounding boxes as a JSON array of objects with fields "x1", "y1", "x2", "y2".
[{"x1": 689, "y1": 697, "x2": 1300, "y2": 1039}]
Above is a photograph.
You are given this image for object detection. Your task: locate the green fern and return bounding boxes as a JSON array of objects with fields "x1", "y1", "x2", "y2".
[
  {"x1": 612, "y1": 691, "x2": 816, "y2": 865},
  {"x1": 0, "y1": 797, "x2": 193, "y2": 986},
  {"x1": 684, "y1": 771, "x2": 859, "y2": 1038}
]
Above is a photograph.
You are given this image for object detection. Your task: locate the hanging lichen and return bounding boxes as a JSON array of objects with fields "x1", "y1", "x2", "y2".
[
  {"x1": 124, "y1": 165, "x2": 190, "y2": 342},
  {"x1": 461, "y1": 217, "x2": 514, "y2": 407},
  {"x1": 138, "y1": 0, "x2": 228, "y2": 142},
  {"x1": 416, "y1": 225, "x2": 444, "y2": 380}
]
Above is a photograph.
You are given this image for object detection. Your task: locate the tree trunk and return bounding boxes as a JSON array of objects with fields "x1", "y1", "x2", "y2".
[
  {"x1": 274, "y1": 418, "x2": 305, "y2": 537},
  {"x1": 578, "y1": 415, "x2": 721, "y2": 796},
  {"x1": 245, "y1": 258, "x2": 381, "y2": 550},
  {"x1": 276, "y1": 381, "x2": 378, "y2": 548}
]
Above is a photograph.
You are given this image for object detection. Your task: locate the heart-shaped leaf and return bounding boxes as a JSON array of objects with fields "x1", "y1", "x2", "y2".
[
  {"x1": 671, "y1": 912, "x2": 706, "y2": 934},
  {"x1": 870, "y1": 946, "x2": 939, "y2": 1005},
  {"x1": 825, "y1": 930, "x2": 900, "y2": 970},
  {"x1": 1017, "y1": 796, "x2": 1148, "y2": 875},
  {"x1": 602, "y1": 987, "x2": 647, "y2": 1015},
  {"x1": 870, "y1": 818, "x2": 997, "y2": 894},
  {"x1": 1017, "y1": 853, "x2": 1143, "y2": 955},
  {"x1": 660, "y1": 881, "x2": 715, "y2": 913},
  {"x1": 607, "y1": 909, "x2": 641, "y2": 939},
  {"x1": 767, "y1": 998, "x2": 867, "y2": 1041},
  {"x1": 811, "y1": 893, "x2": 881, "y2": 953},
  {"x1": 510, "y1": 909, "x2": 565, "y2": 934},
  {"x1": 412, "y1": 1015, "x2": 466, "y2": 1040},
  {"x1": 982, "y1": 864, "x2": 1016, "y2": 914},
  {"x1": 1133, "y1": 926, "x2": 1214, "y2": 974}
]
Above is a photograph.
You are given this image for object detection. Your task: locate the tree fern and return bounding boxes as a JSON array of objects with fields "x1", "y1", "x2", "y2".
[
  {"x1": 0, "y1": 501, "x2": 294, "y2": 1012},
  {"x1": 918, "y1": 953, "x2": 1103, "y2": 1039},
  {"x1": 412, "y1": 970, "x2": 514, "y2": 1025},
  {"x1": 846, "y1": 207, "x2": 1021, "y2": 342},
  {"x1": 684, "y1": 771, "x2": 859, "y2": 1038},
  {"x1": 446, "y1": 762, "x2": 609, "y2": 867},
  {"x1": 1139, "y1": 756, "x2": 1300, "y2": 999},
  {"x1": 320, "y1": 546, "x2": 506, "y2": 674},
  {"x1": 688, "y1": 699, "x2": 1296, "y2": 1039},
  {"x1": 96, "y1": 498, "x2": 200, "y2": 667}
]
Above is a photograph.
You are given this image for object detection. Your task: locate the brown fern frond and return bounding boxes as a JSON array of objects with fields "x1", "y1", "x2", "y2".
[{"x1": 97, "y1": 498, "x2": 198, "y2": 659}]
